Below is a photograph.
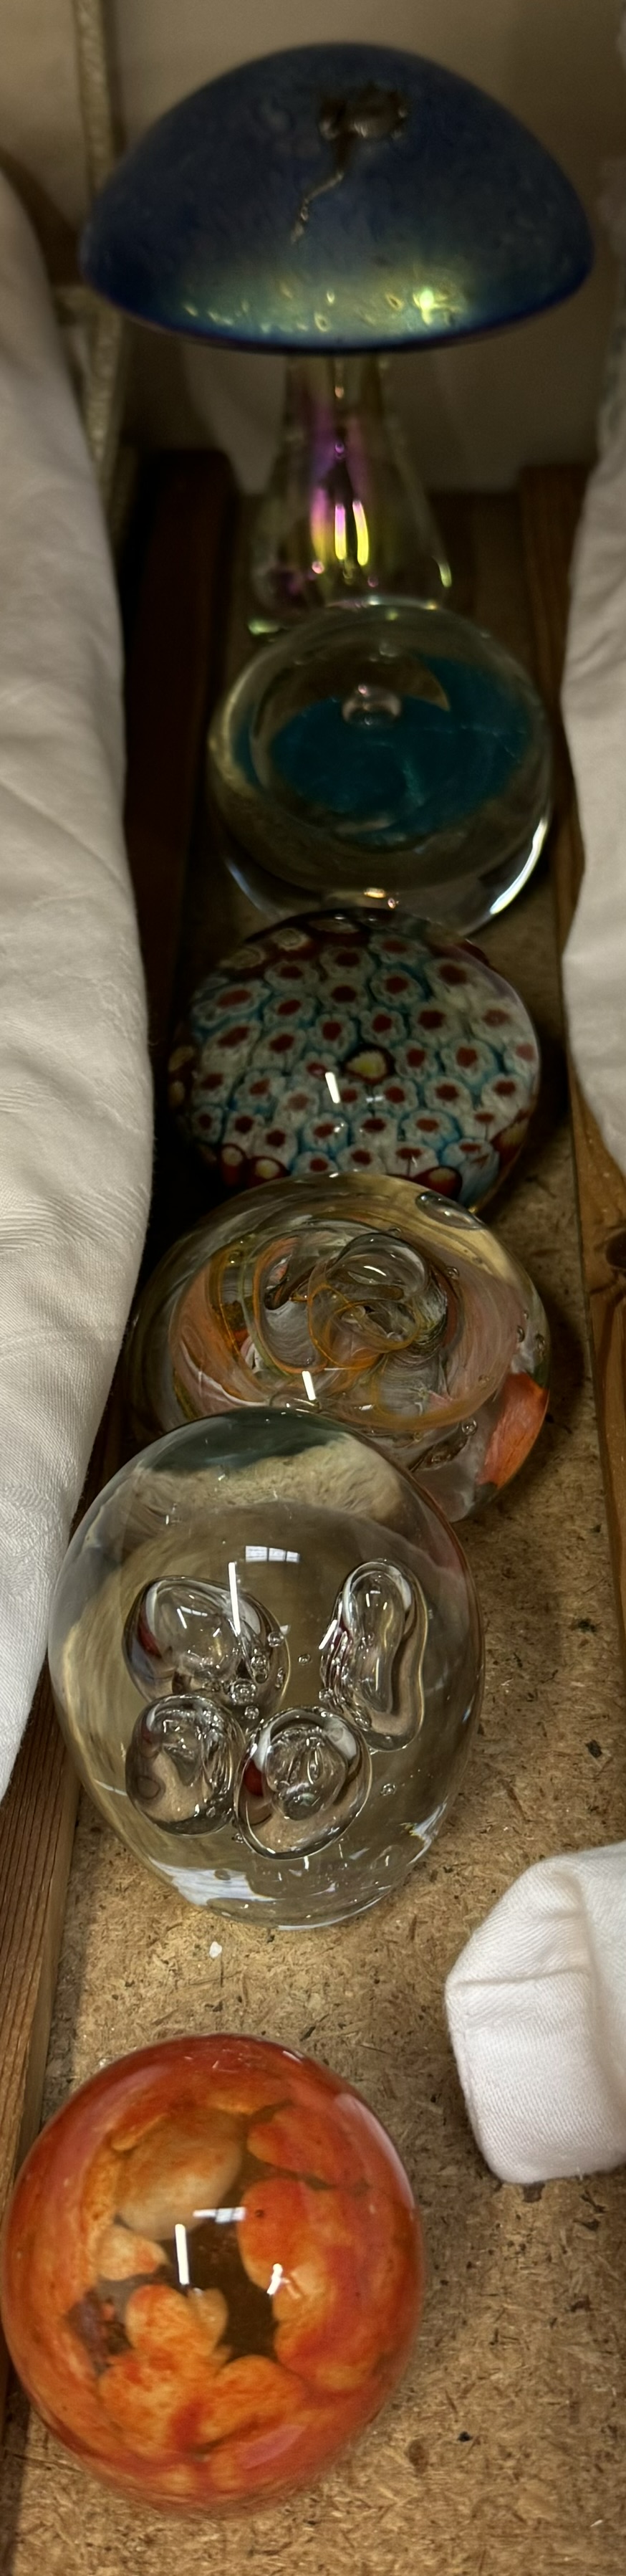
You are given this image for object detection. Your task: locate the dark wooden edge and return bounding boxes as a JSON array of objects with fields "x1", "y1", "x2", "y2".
[
  {"x1": 0, "y1": 450, "x2": 236, "y2": 2428},
  {"x1": 521, "y1": 464, "x2": 626, "y2": 1671},
  {"x1": 121, "y1": 448, "x2": 237, "y2": 1076}
]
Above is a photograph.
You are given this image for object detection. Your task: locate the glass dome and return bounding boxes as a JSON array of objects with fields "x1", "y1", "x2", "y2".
[
  {"x1": 48, "y1": 1412, "x2": 483, "y2": 1928},
  {"x1": 1, "y1": 2035, "x2": 422, "y2": 2513},
  {"x1": 80, "y1": 43, "x2": 593, "y2": 351},
  {"x1": 126, "y1": 1177, "x2": 549, "y2": 1523},
  {"x1": 169, "y1": 907, "x2": 541, "y2": 1208}
]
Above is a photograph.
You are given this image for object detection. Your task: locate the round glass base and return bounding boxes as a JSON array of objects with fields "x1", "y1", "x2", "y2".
[{"x1": 209, "y1": 597, "x2": 552, "y2": 934}]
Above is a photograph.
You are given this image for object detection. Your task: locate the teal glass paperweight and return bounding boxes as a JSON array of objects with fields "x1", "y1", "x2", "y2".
[
  {"x1": 208, "y1": 599, "x2": 552, "y2": 926},
  {"x1": 48, "y1": 1412, "x2": 483, "y2": 1927}
]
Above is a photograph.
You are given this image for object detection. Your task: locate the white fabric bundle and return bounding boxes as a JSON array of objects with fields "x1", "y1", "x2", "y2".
[
  {"x1": 446, "y1": 1846, "x2": 626, "y2": 2183},
  {"x1": 562, "y1": 8, "x2": 626, "y2": 1181},
  {"x1": 0, "y1": 174, "x2": 152, "y2": 1798},
  {"x1": 562, "y1": 409, "x2": 626, "y2": 1176}
]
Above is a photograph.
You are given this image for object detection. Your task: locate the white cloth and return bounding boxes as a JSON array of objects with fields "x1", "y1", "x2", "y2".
[
  {"x1": 0, "y1": 174, "x2": 152, "y2": 1797},
  {"x1": 445, "y1": 1844, "x2": 626, "y2": 2183},
  {"x1": 562, "y1": 413, "x2": 626, "y2": 1178},
  {"x1": 562, "y1": 16, "x2": 626, "y2": 1182}
]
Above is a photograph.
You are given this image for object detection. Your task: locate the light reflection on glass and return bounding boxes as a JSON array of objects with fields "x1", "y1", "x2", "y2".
[
  {"x1": 334, "y1": 501, "x2": 347, "y2": 563},
  {"x1": 194, "y1": 2206, "x2": 247, "y2": 2224},
  {"x1": 228, "y1": 1559, "x2": 241, "y2": 1636},
  {"x1": 352, "y1": 497, "x2": 370, "y2": 566},
  {"x1": 244, "y1": 1545, "x2": 300, "y2": 1564},
  {"x1": 489, "y1": 818, "x2": 547, "y2": 914},
  {"x1": 174, "y1": 2221, "x2": 190, "y2": 2285}
]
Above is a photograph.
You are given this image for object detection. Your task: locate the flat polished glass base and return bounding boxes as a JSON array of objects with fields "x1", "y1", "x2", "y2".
[{"x1": 209, "y1": 598, "x2": 552, "y2": 932}]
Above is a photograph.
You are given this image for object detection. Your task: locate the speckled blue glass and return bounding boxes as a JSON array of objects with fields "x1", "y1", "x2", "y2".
[
  {"x1": 80, "y1": 43, "x2": 593, "y2": 352},
  {"x1": 264, "y1": 659, "x2": 530, "y2": 846}
]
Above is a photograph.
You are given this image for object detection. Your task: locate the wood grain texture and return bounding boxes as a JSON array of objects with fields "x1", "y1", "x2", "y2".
[
  {"x1": 0, "y1": 1377, "x2": 124, "y2": 2424},
  {"x1": 0, "y1": 452, "x2": 236, "y2": 2429},
  {"x1": 521, "y1": 464, "x2": 626, "y2": 1664},
  {"x1": 122, "y1": 447, "x2": 236, "y2": 1077}
]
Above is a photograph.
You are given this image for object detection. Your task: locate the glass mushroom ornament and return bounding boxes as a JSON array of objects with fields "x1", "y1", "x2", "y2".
[
  {"x1": 48, "y1": 1413, "x2": 483, "y2": 1927},
  {"x1": 0, "y1": 2035, "x2": 423, "y2": 2514},
  {"x1": 80, "y1": 40, "x2": 592, "y2": 624}
]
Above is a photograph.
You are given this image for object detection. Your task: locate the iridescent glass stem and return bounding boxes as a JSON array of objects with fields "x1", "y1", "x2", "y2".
[{"x1": 250, "y1": 353, "x2": 451, "y2": 624}]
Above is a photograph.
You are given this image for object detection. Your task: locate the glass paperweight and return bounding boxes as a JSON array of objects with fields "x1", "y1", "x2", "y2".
[
  {"x1": 80, "y1": 44, "x2": 592, "y2": 351},
  {"x1": 208, "y1": 601, "x2": 552, "y2": 927},
  {"x1": 48, "y1": 1413, "x2": 483, "y2": 1926},
  {"x1": 1, "y1": 2035, "x2": 423, "y2": 2513},
  {"x1": 126, "y1": 1179, "x2": 549, "y2": 1524},
  {"x1": 169, "y1": 907, "x2": 540, "y2": 1208}
]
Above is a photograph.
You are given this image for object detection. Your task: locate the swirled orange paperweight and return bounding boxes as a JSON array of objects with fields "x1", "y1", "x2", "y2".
[
  {"x1": 0, "y1": 2035, "x2": 423, "y2": 2515},
  {"x1": 127, "y1": 1175, "x2": 549, "y2": 1522}
]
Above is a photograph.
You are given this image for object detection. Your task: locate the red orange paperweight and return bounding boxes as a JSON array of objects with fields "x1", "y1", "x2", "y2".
[{"x1": 0, "y1": 2035, "x2": 423, "y2": 2516}]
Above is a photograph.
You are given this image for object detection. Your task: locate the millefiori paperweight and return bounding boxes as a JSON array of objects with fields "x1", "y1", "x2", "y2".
[
  {"x1": 169, "y1": 908, "x2": 540, "y2": 1206},
  {"x1": 127, "y1": 1177, "x2": 549, "y2": 1522},
  {"x1": 0, "y1": 2035, "x2": 423, "y2": 2512},
  {"x1": 208, "y1": 601, "x2": 552, "y2": 923},
  {"x1": 48, "y1": 1413, "x2": 483, "y2": 1925}
]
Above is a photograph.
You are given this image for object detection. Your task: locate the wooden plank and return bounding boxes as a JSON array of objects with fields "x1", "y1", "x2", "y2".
[
  {"x1": 0, "y1": 451, "x2": 236, "y2": 2429},
  {"x1": 521, "y1": 464, "x2": 626, "y2": 1666},
  {"x1": 0, "y1": 1382, "x2": 123, "y2": 2425},
  {"x1": 122, "y1": 449, "x2": 236, "y2": 1078}
]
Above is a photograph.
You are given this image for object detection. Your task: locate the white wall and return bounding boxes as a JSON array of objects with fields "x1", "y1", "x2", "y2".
[
  {"x1": 0, "y1": 0, "x2": 87, "y2": 244},
  {"x1": 2, "y1": 0, "x2": 626, "y2": 485}
]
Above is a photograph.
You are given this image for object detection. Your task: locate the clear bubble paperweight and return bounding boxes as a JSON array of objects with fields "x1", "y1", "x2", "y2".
[
  {"x1": 48, "y1": 1413, "x2": 483, "y2": 1927},
  {"x1": 127, "y1": 1178, "x2": 549, "y2": 1524},
  {"x1": 1, "y1": 2035, "x2": 423, "y2": 2514},
  {"x1": 169, "y1": 907, "x2": 540, "y2": 1211},
  {"x1": 208, "y1": 600, "x2": 552, "y2": 929}
]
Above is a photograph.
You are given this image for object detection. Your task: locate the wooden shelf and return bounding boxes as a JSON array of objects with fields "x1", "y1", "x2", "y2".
[{"x1": 2, "y1": 462, "x2": 626, "y2": 2575}]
